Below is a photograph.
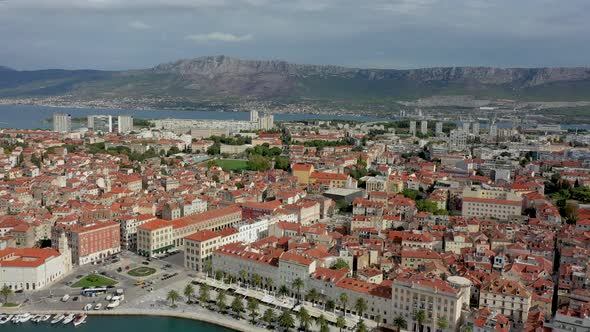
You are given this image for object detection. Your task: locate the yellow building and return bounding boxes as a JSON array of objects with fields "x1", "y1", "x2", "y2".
[{"x1": 292, "y1": 163, "x2": 314, "y2": 185}]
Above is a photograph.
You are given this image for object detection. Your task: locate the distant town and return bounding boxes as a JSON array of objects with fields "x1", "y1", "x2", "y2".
[{"x1": 0, "y1": 108, "x2": 590, "y2": 332}]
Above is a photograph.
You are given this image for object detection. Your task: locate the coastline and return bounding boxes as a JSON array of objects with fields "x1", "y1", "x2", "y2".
[{"x1": 1, "y1": 308, "x2": 266, "y2": 332}]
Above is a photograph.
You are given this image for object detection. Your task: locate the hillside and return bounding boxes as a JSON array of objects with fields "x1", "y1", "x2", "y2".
[{"x1": 1, "y1": 55, "x2": 590, "y2": 103}]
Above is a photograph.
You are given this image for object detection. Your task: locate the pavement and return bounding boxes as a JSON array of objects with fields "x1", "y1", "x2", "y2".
[{"x1": 3, "y1": 249, "x2": 374, "y2": 332}]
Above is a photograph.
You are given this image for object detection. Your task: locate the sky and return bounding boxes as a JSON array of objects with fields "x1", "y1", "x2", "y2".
[{"x1": 1, "y1": 0, "x2": 589, "y2": 70}]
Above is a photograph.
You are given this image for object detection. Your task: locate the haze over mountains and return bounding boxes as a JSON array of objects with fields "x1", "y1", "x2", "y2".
[{"x1": 1, "y1": 55, "x2": 590, "y2": 102}]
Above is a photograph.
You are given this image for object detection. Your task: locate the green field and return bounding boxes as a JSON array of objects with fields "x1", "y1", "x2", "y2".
[
  {"x1": 72, "y1": 274, "x2": 118, "y2": 288},
  {"x1": 215, "y1": 159, "x2": 249, "y2": 171},
  {"x1": 128, "y1": 267, "x2": 157, "y2": 277}
]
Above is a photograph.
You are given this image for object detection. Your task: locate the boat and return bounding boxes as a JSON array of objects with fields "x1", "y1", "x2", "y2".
[
  {"x1": 38, "y1": 315, "x2": 51, "y2": 323},
  {"x1": 106, "y1": 300, "x2": 120, "y2": 309},
  {"x1": 0, "y1": 315, "x2": 12, "y2": 324},
  {"x1": 50, "y1": 314, "x2": 65, "y2": 324},
  {"x1": 19, "y1": 313, "x2": 32, "y2": 323},
  {"x1": 62, "y1": 314, "x2": 76, "y2": 325},
  {"x1": 94, "y1": 303, "x2": 102, "y2": 310},
  {"x1": 84, "y1": 303, "x2": 93, "y2": 311},
  {"x1": 73, "y1": 314, "x2": 87, "y2": 327},
  {"x1": 12, "y1": 315, "x2": 21, "y2": 323},
  {"x1": 31, "y1": 315, "x2": 42, "y2": 323}
]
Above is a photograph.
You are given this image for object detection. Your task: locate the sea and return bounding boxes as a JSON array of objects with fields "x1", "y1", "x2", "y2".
[
  {"x1": 6, "y1": 315, "x2": 234, "y2": 332},
  {"x1": 0, "y1": 104, "x2": 385, "y2": 130},
  {"x1": 0, "y1": 104, "x2": 588, "y2": 130}
]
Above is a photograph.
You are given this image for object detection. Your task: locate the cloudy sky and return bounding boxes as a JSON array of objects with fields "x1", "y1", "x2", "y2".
[{"x1": 1, "y1": 0, "x2": 589, "y2": 70}]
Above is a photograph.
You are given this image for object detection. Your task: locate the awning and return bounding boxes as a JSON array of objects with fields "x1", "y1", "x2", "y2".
[{"x1": 152, "y1": 244, "x2": 174, "y2": 254}]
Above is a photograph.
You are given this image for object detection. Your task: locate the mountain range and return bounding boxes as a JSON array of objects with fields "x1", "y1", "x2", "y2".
[{"x1": 1, "y1": 55, "x2": 590, "y2": 103}]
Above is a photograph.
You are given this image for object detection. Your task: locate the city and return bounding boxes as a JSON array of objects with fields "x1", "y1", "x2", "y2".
[{"x1": 0, "y1": 108, "x2": 589, "y2": 332}]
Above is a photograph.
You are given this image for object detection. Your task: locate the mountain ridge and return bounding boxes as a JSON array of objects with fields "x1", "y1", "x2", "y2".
[{"x1": 1, "y1": 55, "x2": 590, "y2": 102}]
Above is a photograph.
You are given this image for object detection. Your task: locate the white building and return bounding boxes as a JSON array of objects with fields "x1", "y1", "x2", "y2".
[
  {"x1": 392, "y1": 275, "x2": 471, "y2": 332},
  {"x1": 410, "y1": 121, "x2": 417, "y2": 136},
  {"x1": 449, "y1": 129, "x2": 467, "y2": 151},
  {"x1": 0, "y1": 234, "x2": 72, "y2": 291},
  {"x1": 420, "y1": 120, "x2": 428, "y2": 135},
  {"x1": 436, "y1": 122, "x2": 443, "y2": 136},
  {"x1": 53, "y1": 113, "x2": 71, "y2": 133}
]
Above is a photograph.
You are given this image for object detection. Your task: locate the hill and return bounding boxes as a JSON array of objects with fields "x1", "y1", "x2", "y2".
[{"x1": 1, "y1": 55, "x2": 590, "y2": 103}]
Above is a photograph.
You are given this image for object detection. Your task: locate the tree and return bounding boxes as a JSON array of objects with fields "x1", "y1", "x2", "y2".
[
  {"x1": 375, "y1": 314, "x2": 382, "y2": 328},
  {"x1": 239, "y1": 270, "x2": 248, "y2": 285},
  {"x1": 199, "y1": 284, "x2": 210, "y2": 304},
  {"x1": 166, "y1": 290, "x2": 180, "y2": 307},
  {"x1": 292, "y1": 278, "x2": 304, "y2": 302},
  {"x1": 215, "y1": 270, "x2": 224, "y2": 281},
  {"x1": 247, "y1": 155, "x2": 271, "y2": 172},
  {"x1": 393, "y1": 315, "x2": 408, "y2": 332},
  {"x1": 274, "y1": 156, "x2": 290, "y2": 171},
  {"x1": 339, "y1": 293, "x2": 349, "y2": 315},
  {"x1": 262, "y1": 308, "x2": 276, "y2": 328},
  {"x1": 356, "y1": 321, "x2": 368, "y2": 332},
  {"x1": 231, "y1": 296, "x2": 244, "y2": 318},
  {"x1": 413, "y1": 310, "x2": 426, "y2": 332},
  {"x1": 183, "y1": 284, "x2": 195, "y2": 303},
  {"x1": 355, "y1": 298, "x2": 368, "y2": 319},
  {"x1": 437, "y1": 316, "x2": 449, "y2": 331},
  {"x1": 251, "y1": 274, "x2": 262, "y2": 289},
  {"x1": 326, "y1": 299, "x2": 336, "y2": 312},
  {"x1": 265, "y1": 277, "x2": 274, "y2": 291},
  {"x1": 279, "y1": 284, "x2": 290, "y2": 298},
  {"x1": 331, "y1": 258, "x2": 350, "y2": 270},
  {"x1": 316, "y1": 314, "x2": 328, "y2": 332},
  {"x1": 336, "y1": 315, "x2": 347, "y2": 332},
  {"x1": 247, "y1": 298, "x2": 260, "y2": 323},
  {"x1": 1, "y1": 285, "x2": 11, "y2": 304},
  {"x1": 306, "y1": 288, "x2": 320, "y2": 304},
  {"x1": 217, "y1": 290, "x2": 227, "y2": 313},
  {"x1": 204, "y1": 260, "x2": 213, "y2": 275},
  {"x1": 278, "y1": 310, "x2": 295, "y2": 331},
  {"x1": 298, "y1": 307, "x2": 312, "y2": 331}
]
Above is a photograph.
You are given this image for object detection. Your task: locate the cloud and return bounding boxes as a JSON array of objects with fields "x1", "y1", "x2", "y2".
[
  {"x1": 186, "y1": 32, "x2": 253, "y2": 43},
  {"x1": 128, "y1": 20, "x2": 150, "y2": 30}
]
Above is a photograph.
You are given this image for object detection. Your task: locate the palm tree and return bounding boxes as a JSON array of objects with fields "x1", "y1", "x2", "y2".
[
  {"x1": 356, "y1": 321, "x2": 368, "y2": 332},
  {"x1": 393, "y1": 315, "x2": 408, "y2": 332},
  {"x1": 306, "y1": 288, "x2": 319, "y2": 305},
  {"x1": 215, "y1": 270, "x2": 224, "y2": 281},
  {"x1": 226, "y1": 274, "x2": 236, "y2": 285},
  {"x1": 316, "y1": 314, "x2": 328, "y2": 332},
  {"x1": 1, "y1": 285, "x2": 12, "y2": 304},
  {"x1": 297, "y1": 307, "x2": 312, "y2": 331},
  {"x1": 265, "y1": 277, "x2": 274, "y2": 291},
  {"x1": 278, "y1": 284, "x2": 290, "y2": 298},
  {"x1": 199, "y1": 284, "x2": 210, "y2": 304},
  {"x1": 262, "y1": 308, "x2": 276, "y2": 328},
  {"x1": 204, "y1": 260, "x2": 213, "y2": 275},
  {"x1": 231, "y1": 296, "x2": 244, "y2": 318},
  {"x1": 183, "y1": 284, "x2": 195, "y2": 303},
  {"x1": 413, "y1": 310, "x2": 426, "y2": 332},
  {"x1": 375, "y1": 314, "x2": 382, "y2": 328},
  {"x1": 462, "y1": 326, "x2": 473, "y2": 332},
  {"x1": 278, "y1": 310, "x2": 295, "y2": 331},
  {"x1": 354, "y1": 298, "x2": 368, "y2": 320},
  {"x1": 166, "y1": 290, "x2": 180, "y2": 307},
  {"x1": 252, "y1": 274, "x2": 262, "y2": 290},
  {"x1": 336, "y1": 315, "x2": 347, "y2": 332},
  {"x1": 247, "y1": 298, "x2": 260, "y2": 323},
  {"x1": 239, "y1": 269, "x2": 247, "y2": 285},
  {"x1": 339, "y1": 293, "x2": 349, "y2": 316},
  {"x1": 217, "y1": 290, "x2": 227, "y2": 313},
  {"x1": 437, "y1": 316, "x2": 449, "y2": 332},
  {"x1": 326, "y1": 299, "x2": 336, "y2": 312},
  {"x1": 292, "y1": 277, "x2": 304, "y2": 302}
]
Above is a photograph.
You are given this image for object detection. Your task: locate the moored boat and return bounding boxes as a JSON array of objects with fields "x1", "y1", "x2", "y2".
[
  {"x1": 73, "y1": 314, "x2": 87, "y2": 327},
  {"x1": 62, "y1": 313, "x2": 76, "y2": 325},
  {"x1": 50, "y1": 314, "x2": 65, "y2": 324}
]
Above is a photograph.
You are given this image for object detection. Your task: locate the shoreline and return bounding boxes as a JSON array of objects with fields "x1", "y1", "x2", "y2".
[{"x1": 0, "y1": 308, "x2": 266, "y2": 332}]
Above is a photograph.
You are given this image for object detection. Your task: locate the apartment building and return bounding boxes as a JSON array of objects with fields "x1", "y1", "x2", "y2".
[
  {"x1": 184, "y1": 228, "x2": 239, "y2": 273},
  {"x1": 479, "y1": 277, "x2": 532, "y2": 323},
  {"x1": 462, "y1": 187, "x2": 523, "y2": 220},
  {"x1": 392, "y1": 274, "x2": 471, "y2": 332},
  {"x1": 137, "y1": 205, "x2": 242, "y2": 257},
  {"x1": 55, "y1": 221, "x2": 121, "y2": 265}
]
